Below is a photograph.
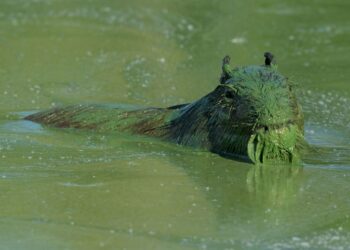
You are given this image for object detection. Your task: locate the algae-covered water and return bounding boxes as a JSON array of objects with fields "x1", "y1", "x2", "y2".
[{"x1": 1, "y1": 0, "x2": 350, "y2": 249}]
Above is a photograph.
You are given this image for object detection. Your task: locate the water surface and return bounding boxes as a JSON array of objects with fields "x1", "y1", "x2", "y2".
[{"x1": 0, "y1": 0, "x2": 350, "y2": 249}]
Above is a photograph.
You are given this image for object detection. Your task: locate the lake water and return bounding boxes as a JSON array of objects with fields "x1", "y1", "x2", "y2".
[{"x1": 0, "y1": 0, "x2": 349, "y2": 249}]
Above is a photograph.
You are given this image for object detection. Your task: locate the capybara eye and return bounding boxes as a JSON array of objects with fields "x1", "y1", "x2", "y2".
[{"x1": 225, "y1": 90, "x2": 235, "y2": 99}]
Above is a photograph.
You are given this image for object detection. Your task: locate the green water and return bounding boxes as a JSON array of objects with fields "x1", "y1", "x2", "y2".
[{"x1": 1, "y1": 0, "x2": 350, "y2": 249}]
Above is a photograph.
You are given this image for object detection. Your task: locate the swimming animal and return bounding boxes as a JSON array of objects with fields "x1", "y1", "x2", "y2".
[{"x1": 25, "y1": 54, "x2": 305, "y2": 164}]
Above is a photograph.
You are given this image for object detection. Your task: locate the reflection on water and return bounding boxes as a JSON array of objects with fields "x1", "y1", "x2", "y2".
[
  {"x1": 0, "y1": 0, "x2": 350, "y2": 249},
  {"x1": 246, "y1": 164, "x2": 302, "y2": 207}
]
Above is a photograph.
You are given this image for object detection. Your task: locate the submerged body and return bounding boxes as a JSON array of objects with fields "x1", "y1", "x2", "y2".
[{"x1": 25, "y1": 65, "x2": 305, "y2": 164}]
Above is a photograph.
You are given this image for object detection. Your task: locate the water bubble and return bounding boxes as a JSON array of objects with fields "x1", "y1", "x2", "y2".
[
  {"x1": 102, "y1": 7, "x2": 111, "y2": 13},
  {"x1": 300, "y1": 242, "x2": 310, "y2": 247},
  {"x1": 304, "y1": 62, "x2": 310, "y2": 67},
  {"x1": 231, "y1": 37, "x2": 246, "y2": 44}
]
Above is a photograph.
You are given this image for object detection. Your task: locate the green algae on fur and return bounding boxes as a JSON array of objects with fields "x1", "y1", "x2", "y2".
[{"x1": 25, "y1": 64, "x2": 305, "y2": 164}]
